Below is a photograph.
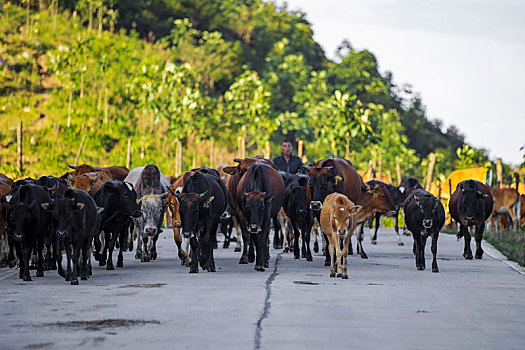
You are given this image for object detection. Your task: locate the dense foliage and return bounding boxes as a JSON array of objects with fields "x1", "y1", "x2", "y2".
[{"x1": 0, "y1": 1, "x2": 517, "y2": 182}]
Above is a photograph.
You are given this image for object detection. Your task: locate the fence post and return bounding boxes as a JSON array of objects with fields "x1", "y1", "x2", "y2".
[
  {"x1": 396, "y1": 163, "x2": 402, "y2": 185},
  {"x1": 126, "y1": 138, "x2": 131, "y2": 169},
  {"x1": 74, "y1": 134, "x2": 86, "y2": 167},
  {"x1": 496, "y1": 158, "x2": 503, "y2": 186},
  {"x1": 515, "y1": 173, "x2": 520, "y2": 230},
  {"x1": 209, "y1": 138, "x2": 214, "y2": 168},
  {"x1": 17, "y1": 121, "x2": 23, "y2": 174},
  {"x1": 176, "y1": 141, "x2": 182, "y2": 176},
  {"x1": 298, "y1": 140, "x2": 304, "y2": 159},
  {"x1": 448, "y1": 178, "x2": 452, "y2": 229}
]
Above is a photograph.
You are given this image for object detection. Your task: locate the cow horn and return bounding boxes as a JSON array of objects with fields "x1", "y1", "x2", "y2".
[
  {"x1": 198, "y1": 190, "x2": 209, "y2": 199},
  {"x1": 166, "y1": 186, "x2": 178, "y2": 197},
  {"x1": 68, "y1": 164, "x2": 77, "y2": 170},
  {"x1": 233, "y1": 158, "x2": 242, "y2": 163},
  {"x1": 48, "y1": 183, "x2": 58, "y2": 192}
]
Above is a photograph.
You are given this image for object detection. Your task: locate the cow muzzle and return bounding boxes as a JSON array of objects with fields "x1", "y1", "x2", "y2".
[
  {"x1": 173, "y1": 220, "x2": 182, "y2": 228},
  {"x1": 182, "y1": 231, "x2": 194, "y2": 239},
  {"x1": 310, "y1": 201, "x2": 322, "y2": 211},
  {"x1": 145, "y1": 227, "x2": 157, "y2": 236},
  {"x1": 249, "y1": 224, "x2": 260, "y2": 233},
  {"x1": 13, "y1": 233, "x2": 24, "y2": 241},
  {"x1": 423, "y1": 220, "x2": 433, "y2": 229},
  {"x1": 57, "y1": 230, "x2": 68, "y2": 238},
  {"x1": 337, "y1": 229, "x2": 347, "y2": 237},
  {"x1": 220, "y1": 211, "x2": 231, "y2": 220}
]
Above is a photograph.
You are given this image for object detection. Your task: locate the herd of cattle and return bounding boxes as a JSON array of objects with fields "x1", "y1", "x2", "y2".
[{"x1": 0, "y1": 156, "x2": 521, "y2": 284}]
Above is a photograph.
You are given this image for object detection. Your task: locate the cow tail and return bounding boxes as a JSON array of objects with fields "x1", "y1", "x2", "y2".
[{"x1": 456, "y1": 229, "x2": 464, "y2": 240}]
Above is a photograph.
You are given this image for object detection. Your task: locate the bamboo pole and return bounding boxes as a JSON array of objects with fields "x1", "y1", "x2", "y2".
[
  {"x1": 396, "y1": 163, "x2": 402, "y2": 185},
  {"x1": 67, "y1": 88, "x2": 72, "y2": 127},
  {"x1": 126, "y1": 138, "x2": 131, "y2": 169},
  {"x1": 17, "y1": 122, "x2": 23, "y2": 174},
  {"x1": 264, "y1": 141, "x2": 270, "y2": 159},
  {"x1": 237, "y1": 136, "x2": 243, "y2": 159},
  {"x1": 104, "y1": 88, "x2": 108, "y2": 124},
  {"x1": 425, "y1": 153, "x2": 436, "y2": 191},
  {"x1": 298, "y1": 140, "x2": 304, "y2": 159},
  {"x1": 176, "y1": 141, "x2": 182, "y2": 176},
  {"x1": 378, "y1": 158, "x2": 383, "y2": 181},
  {"x1": 74, "y1": 134, "x2": 86, "y2": 167},
  {"x1": 496, "y1": 158, "x2": 503, "y2": 187},
  {"x1": 209, "y1": 138, "x2": 214, "y2": 168}
]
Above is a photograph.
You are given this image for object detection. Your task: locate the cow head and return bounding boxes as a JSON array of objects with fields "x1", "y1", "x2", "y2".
[
  {"x1": 413, "y1": 194, "x2": 440, "y2": 229},
  {"x1": 331, "y1": 197, "x2": 362, "y2": 238},
  {"x1": 288, "y1": 176, "x2": 310, "y2": 223},
  {"x1": 459, "y1": 180, "x2": 488, "y2": 225},
  {"x1": 243, "y1": 190, "x2": 276, "y2": 234},
  {"x1": 5, "y1": 200, "x2": 37, "y2": 241},
  {"x1": 362, "y1": 184, "x2": 397, "y2": 217},
  {"x1": 43, "y1": 198, "x2": 84, "y2": 238},
  {"x1": 393, "y1": 186, "x2": 407, "y2": 210},
  {"x1": 103, "y1": 181, "x2": 142, "y2": 218},
  {"x1": 307, "y1": 166, "x2": 342, "y2": 211},
  {"x1": 170, "y1": 189, "x2": 214, "y2": 239},
  {"x1": 136, "y1": 193, "x2": 168, "y2": 237},
  {"x1": 73, "y1": 173, "x2": 99, "y2": 195}
]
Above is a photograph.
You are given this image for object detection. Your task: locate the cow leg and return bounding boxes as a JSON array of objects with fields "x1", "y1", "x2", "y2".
[
  {"x1": 81, "y1": 241, "x2": 90, "y2": 280},
  {"x1": 189, "y1": 237, "x2": 199, "y2": 273},
  {"x1": 371, "y1": 213, "x2": 379, "y2": 245},
  {"x1": 313, "y1": 227, "x2": 319, "y2": 253},
  {"x1": 182, "y1": 237, "x2": 192, "y2": 267},
  {"x1": 248, "y1": 233, "x2": 256, "y2": 263},
  {"x1": 106, "y1": 230, "x2": 116, "y2": 270},
  {"x1": 292, "y1": 222, "x2": 301, "y2": 259},
  {"x1": 207, "y1": 222, "x2": 219, "y2": 272},
  {"x1": 65, "y1": 244, "x2": 72, "y2": 282},
  {"x1": 420, "y1": 235, "x2": 427, "y2": 270},
  {"x1": 151, "y1": 234, "x2": 159, "y2": 260},
  {"x1": 43, "y1": 228, "x2": 55, "y2": 270},
  {"x1": 200, "y1": 230, "x2": 210, "y2": 270},
  {"x1": 98, "y1": 231, "x2": 108, "y2": 266},
  {"x1": 341, "y1": 233, "x2": 352, "y2": 279},
  {"x1": 272, "y1": 215, "x2": 282, "y2": 249},
  {"x1": 334, "y1": 233, "x2": 342, "y2": 278},
  {"x1": 413, "y1": 231, "x2": 424, "y2": 270},
  {"x1": 117, "y1": 228, "x2": 126, "y2": 268},
  {"x1": 431, "y1": 232, "x2": 439, "y2": 273},
  {"x1": 70, "y1": 245, "x2": 81, "y2": 285},
  {"x1": 327, "y1": 235, "x2": 335, "y2": 277},
  {"x1": 22, "y1": 244, "x2": 32, "y2": 281},
  {"x1": 461, "y1": 224, "x2": 473, "y2": 259},
  {"x1": 474, "y1": 224, "x2": 485, "y2": 259},
  {"x1": 254, "y1": 233, "x2": 265, "y2": 272},
  {"x1": 36, "y1": 238, "x2": 45, "y2": 277},
  {"x1": 356, "y1": 223, "x2": 368, "y2": 259},
  {"x1": 14, "y1": 243, "x2": 24, "y2": 280},
  {"x1": 393, "y1": 210, "x2": 404, "y2": 246},
  {"x1": 322, "y1": 232, "x2": 331, "y2": 266},
  {"x1": 93, "y1": 231, "x2": 102, "y2": 261},
  {"x1": 302, "y1": 223, "x2": 313, "y2": 262},
  {"x1": 140, "y1": 235, "x2": 150, "y2": 262},
  {"x1": 238, "y1": 217, "x2": 251, "y2": 264},
  {"x1": 55, "y1": 237, "x2": 66, "y2": 278}
]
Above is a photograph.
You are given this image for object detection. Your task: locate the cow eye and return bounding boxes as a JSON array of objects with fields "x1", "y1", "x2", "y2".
[{"x1": 381, "y1": 195, "x2": 386, "y2": 199}]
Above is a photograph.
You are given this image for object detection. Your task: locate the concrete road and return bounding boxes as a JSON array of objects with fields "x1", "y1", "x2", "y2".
[{"x1": 1, "y1": 228, "x2": 524, "y2": 350}]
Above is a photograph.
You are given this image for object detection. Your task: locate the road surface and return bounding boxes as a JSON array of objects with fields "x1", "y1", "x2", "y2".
[{"x1": 1, "y1": 228, "x2": 524, "y2": 350}]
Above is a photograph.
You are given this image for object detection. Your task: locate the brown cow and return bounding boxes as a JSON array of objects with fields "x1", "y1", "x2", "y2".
[
  {"x1": 490, "y1": 187, "x2": 519, "y2": 231},
  {"x1": 68, "y1": 164, "x2": 130, "y2": 181},
  {"x1": 354, "y1": 184, "x2": 397, "y2": 259},
  {"x1": 72, "y1": 171, "x2": 111, "y2": 197},
  {"x1": 167, "y1": 171, "x2": 194, "y2": 266},
  {"x1": 0, "y1": 173, "x2": 14, "y2": 265},
  {"x1": 215, "y1": 164, "x2": 242, "y2": 251},
  {"x1": 320, "y1": 193, "x2": 362, "y2": 279}
]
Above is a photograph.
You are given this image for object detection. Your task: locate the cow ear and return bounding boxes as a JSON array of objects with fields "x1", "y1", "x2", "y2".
[
  {"x1": 166, "y1": 186, "x2": 177, "y2": 197},
  {"x1": 481, "y1": 193, "x2": 489, "y2": 199},
  {"x1": 349, "y1": 205, "x2": 362, "y2": 214},
  {"x1": 326, "y1": 166, "x2": 334, "y2": 175},
  {"x1": 399, "y1": 186, "x2": 405, "y2": 194},
  {"x1": 202, "y1": 196, "x2": 215, "y2": 208},
  {"x1": 223, "y1": 166, "x2": 239, "y2": 175},
  {"x1": 159, "y1": 192, "x2": 169, "y2": 205},
  {"x1": 75, "y1": 202, "x2": 85, "y2": 210},
  {"x1": 264, "y1": 191, "x2": 276, "y2": 203},
  {"x1": 334, "y1": 175, "x2": 343, "y2": 184},
  {"x1": 90, "y1": 177, "x2": 98, "y2": 184}
]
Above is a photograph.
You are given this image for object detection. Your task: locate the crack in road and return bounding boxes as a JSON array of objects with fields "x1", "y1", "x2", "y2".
[{"x1": 254, "y1": 252, "x2": 283, "y2": 350}]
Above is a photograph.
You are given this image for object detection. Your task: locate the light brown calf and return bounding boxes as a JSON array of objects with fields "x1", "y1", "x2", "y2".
[
  {"x1": 490, "y1": 187, "x2": 519, "y2": 231},
  {"x1": 320, "y1": 193, "x2": 362, "y2": 279}
]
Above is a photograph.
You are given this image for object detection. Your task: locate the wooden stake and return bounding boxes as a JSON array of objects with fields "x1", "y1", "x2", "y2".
[
  {"x1": 67, "y1": 88, "x2": 72, "y2": 127},
  {"x1": 104, "y1": 88, "x2": 108, "y2": 123},
  {"x1": 17, "y1": 122, "x2": 23, "y2": 174},
  {"x1": 396, "y1": 163, "x2": 402, "y2": 185},
  {"x1": 298, "y1": 140, "x2": 304, "y2": 159},
  {"x1": 209, "y1": 138, "x2": 214, "y2": 168},
  {"x1": 176, "y1": 141, "x2": 182, "y2": 176},
  {"x1": 237, "y1": 136, "x2": 243, "y2": 159},
  {"x1": 496, "y1": 158, "x2": 503, "y2": 187},
  {"x1": 425, "y1": 153, "x2": 436, "y2": 191},
  {"x1": 74, "y1": 134, "x2": 86, "y2": 167},
  {"x1": 126, "y1": 138, "x2": 131, "y2": 169}
]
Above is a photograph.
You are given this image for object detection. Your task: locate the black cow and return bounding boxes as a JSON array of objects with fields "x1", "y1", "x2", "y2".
[
  {"x1": 94, "y1": 181, "x2": 142, "y2": 270},
  {"x1": 168, "y1": 170, "x2": 227, "y2": 273},
  {"x1": 404, "y1": 189, "x2": 445, "y2": 272},
  {"x1": 366, "y1": 180, "x2": 406, "y2": 246},
  {"x1": 45, "y1": 189, "x2": 101, "y2": 285},
  {"x1": 3, "y1": 184, "x2": 52, "y2": 281},
  {"x1": 400, "y1": 176, "x2": 423, "y2": 235},
  {"x1": 449, "y1": 180, "x2": 493, "y2": 259},
  {"x1": 283, "y1": 174, "x2": 313, "y2": 261}
]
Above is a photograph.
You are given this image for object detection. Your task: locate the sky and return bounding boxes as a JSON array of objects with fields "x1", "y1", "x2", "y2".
[{"x1": 279, "y1": 0, "x2": 525, "y2": 166}]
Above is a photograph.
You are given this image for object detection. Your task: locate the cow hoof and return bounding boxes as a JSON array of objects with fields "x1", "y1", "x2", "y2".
[
  {"x1": 135, "y1": 253, "x2": 141, "y2": 260},
  {"x1": 71, "y1": 279, "x2": 79, "y2": 285},
  {"x1": 65, "y1": 277, "x2": 70, "y2": 282},
  {"x1": 324, "y1": 261, "x2": 330, "y2": 267},
  {"x1": 294, "y1": 255, "x2": 300, "y2": 260},
  {"x1": 234, "y1": 247, "x2": 241, "y2": 252},
  {"x1": 330, "y1": 273, "x2": 335, "y2": 278},
  {"x1": 99, "y1": 260, "x2": 106, "y2": 267},
  {"x1": 360, "y1": 254, "x2": 368, "y2": 259},
  {"x1": 248, "y1": 255, "x2": 255, "y2": 263},
  {"x1": 398, "y1": 242, "x2": 404, "y2": 246},
  {"x1": 189, "y1": 267, "x2": 199, "y2": 273},
  {"x1": 254, "y1": 265, "x2": 265, "y2": 271},
  {"x1": 223, "y1": 242, "x2": 230, "y2": 249},
  {"x1": 337, "y1": 273, "x2": 342, "y2": 278},
  {"x1": 306, "y1": 254, "x2": 313, "y2": 262},
  {"x1": 36, "y1": 271, "x2": 44, "y2": 277},
  {"x1": 152, "y1": 252, "x2": 157, "y2": 260},
  {"x1": 403, "y1": 231, "x2": 410, "y2": 236},
  {"x1": 141, "y1": 257, "x2": 150, "y2": 262},
  {"x1": 475, "y1": 253, "x2": 483, "y2": 259},
  {"x1": 348, "y1": 250, "x2": 353, "y2": 255},
  {"x1": 371, "y1": 240, "x2": 377, "y2": 245},
  {"x1": 81, "y1": 276, "x2": 87, "y2": 280},
  {"x1": 207, "y1": 266, "x2": 216, "y2": 272},
  {"x1": 9, "y1": 261, "x2": 16, "y2": 268},
  {"x1": 463, "y1": 253, "x2": 473, "y2": 260},
  {"x1": 58, "y1": 270, "x2": 66, "y2": 278},
  {"x1": 117, "y1": 261, "x2": 123, "y2": 268},
  {"x1": 23, "y1": 275, "x2": 32, "y2": 282},
  {"x1": 106, "y1": 265, "x2": 114, "y2": 270},
  {"x1": 417, "y1": 265, "x2": 425, "y2": 270},
  {"x1": 313, "y1": 242, "x2": 319, "y2": 253},
  {"x1": 239, "y1": 257, "x2": 249, "y2": 264},
  {"x1": 342, "y1": 274, "x2": 348, "y2": 279},
  {"x1": 264, "y1": 262, "x2": 269, "y2": 268},
  {"x1": 432, "y1": 267, "x2": 439, "y2": 273}
]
